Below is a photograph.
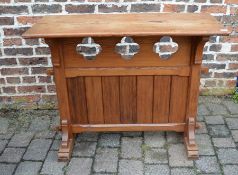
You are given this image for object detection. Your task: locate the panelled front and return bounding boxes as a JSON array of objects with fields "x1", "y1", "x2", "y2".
[{"x1": 67, "y1": 75, "x2": 189, "y2": 124}]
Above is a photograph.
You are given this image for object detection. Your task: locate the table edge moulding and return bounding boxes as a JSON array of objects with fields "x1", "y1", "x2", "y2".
[{"x1": 22, "y1": 13, "x2": 230, "y2": 161}]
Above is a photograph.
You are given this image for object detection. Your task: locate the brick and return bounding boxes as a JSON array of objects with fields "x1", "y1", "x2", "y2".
[
  {"x1": 231, "y1": 44, "x2": 238, "y2": 52},
  {"x1": 194, "y1": 0, "x2": 206, "y2": 2},
  {"x1": 4, "y1": 27, "x2": 29, "y2": 36},
  {"x1": 65, "y1": 4, "x2": 95, "y2": 13},
  {"x1": 38, "y1": 76, "x2": 52, "y2": 83},
  {"x1": 73, "y1": 142, "x2": 96, "y2": 157},
  {"x1": 0, "y1": 5, "x2": 28, "y2": 15},
  {"x1": 163, "y1": 4, "x2": 185, "y2": 12},
  {"x1": 6, "y1": 77, "x2": 21, "y2": 84},
  {"x1": 0, "y1": 148, "x2": 25, "y2": 163},
  {"x1": 225, "y1": 0, "x2": 238, "y2": 3},
  {"x1": 210, "y1": 0, "x2": 223, "y2": 3},
  {"x1": 93, "y1": 148, "x2": 118, "y2": 173},
  {"x1": 17, "y1": 16, "x2": 42, "y2": 25},
  {"x1": 214, "y1": 72, "x2": 237, "y2": 78},
  {"x1": 144, "y1": 132, "x2": 165, "y2": 147},
  {"x1": 23, "y1": 139, "x2": 52, "y2": 161},
  {"x1": 47, "y1": 85, "x2": 56, "y2": 92},
  {"x1": 171, "y1": 168, "x2": 196, "y2": 175},
  {"x1": 0, "y1": 78, "x2": 5, "y2": 85},
  {"x1": 145, "y1": 148, "x2": 168, "y2": 164},
  {"x1": 8, "y1": 132, "x2": 33, "y2": 147},
  {"x1": 201, "y1": 5, "x2": 226, "y2": 13},
  {"x1": 196, "y1": 122, "x2": 208, "y2": 134},
  {"x1": 203, "y1": 63, "x2": 226, "y2": 69},
  {"x1": 145, "y1": 165, "x2": 169, "y2": 175},
  {"x1": 122, "y1": 131, "x2": 142, "y2": 137},
  {"x1": 15, "y1": 161, "x2": 42, "y2": 175},
  {"x1": 131, "y1": 3, "x2": 161, "y2": 12},
  {"x1": 168, "y1": 144, "x2": 193, "y2": 167},
  {"x1": 119, "y1": 160, "x2": 143, "y2": 175},
  {"x1": 217, "y1": 148, "x2": 238, "y2": 164},
  {"x1": 98, "y1": 133, "x2": 120, "y2": 147},
  {"x1": 198, "y1": 104, "x2": 210, "y2": 115},
  {"x1": 0, "y1": 58, "x2": 17, "y2": 66},
  {"x1": 98, "y1": 4, "x2": 127, "y2": 13},
  {"x1": 19, "y1": 57, "x2": 48, "y2": 66},
  {"x1": 25, "y1": 38, "x2": 40, "y2": 46},
  {"x1": 3, "y1": 38, "x2": 22, "y2": 46},
  {"x1": 209, "y1": 44, "x2": 222, "y2": 51},
  {"x1": 0, "y1": 17, "x2": 14, "y2": 25},
  {"x1": 22, "y1": 76, "x2": 36, "y2": 83},
  {"x1": 32, "y1": 4, "x2": 62, "y2": 13},
  {"x1": 4, "y1": 48, "x2": 33, "y2": 56},
  {"x1": 204, "y1": 80, "x2": 216, "y2": 87},
  {"x1": 212, "y1": 137, "x2": 236, "y2": 147},
  {"x1": 228, "y1": 63, "x2": 238, "y2": 70},
  {"x1": 67, "y1": 158, "x2": 93, "y2": 175},
  {"x1": 121, "y1": 137, "x2": 142, "y2": 159},
  {"x1": 195, "y1": 156, "x2": 220, "y2": 174},
  {"x1": 0, "y1": 164, "x2": 16, "y2": 175},
  {"x1": 187, "y1": 5, "x2": 199, "y2": 13},
  {"x1": 41, "y1": 151, "x2": 66, "y2": 175},
  {"x1": 196, "y1": 134, "x2": 215, "y2": 155},
  {"x1": 216, "y1": 54, "x2": 238, "y2": 61},
  {"x1": 31, "y1": 67, "x2": 48, "y2": 74},
  {"x1": 205, "y1": 115, "x2": 224, "y2": 124},
  {"x1": 18, "y1": 85, "x2": 46, "y2": 93},
  {"x1": 35, "y1": 47, "x2": 50, "y2": 55},
  {"x1": 208, "y1": 125, "x2": 230, "y2": 137},
  {"x1": 2, "y1": 87, "x2": 16, "y2": 94},
  {"x1": 231, "y1": 130, "x2": 238, "y2": 142},
  {"x1": 51, "y1": 139, "x2": 60, "y2": 150}
]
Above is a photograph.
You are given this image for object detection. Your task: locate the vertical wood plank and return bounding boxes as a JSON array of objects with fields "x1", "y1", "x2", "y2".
[
  {"x1": 102, "y1": 77, "x2": 120, "y2": 124},
  {"x1": 120, "y1": 76, "x2": 137, "y2": 124},
  {"x1": 169, "y1": 76, "x2": 189, "y2": 123},
  {"x1": 67, "y1": 77, "x2": 88, "y2": 124},
  {"x1": 137, "y1": 76, "x2": 153, "y2": 123},
  {"x1": 153, "y1": 76, "x2": 171, "y2": 123},
  {"x1": 85, "y1": 77, "x2": 104, "y2": 124}
]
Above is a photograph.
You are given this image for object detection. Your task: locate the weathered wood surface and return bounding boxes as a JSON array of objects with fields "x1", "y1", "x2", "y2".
[{"x1": 23, "y1": 13, "x2": 229, "y2": 38}]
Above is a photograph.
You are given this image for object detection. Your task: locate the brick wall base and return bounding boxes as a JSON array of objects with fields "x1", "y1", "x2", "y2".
[{"x1": 0, "y1": 0, "x2": 237, "y2": 109}]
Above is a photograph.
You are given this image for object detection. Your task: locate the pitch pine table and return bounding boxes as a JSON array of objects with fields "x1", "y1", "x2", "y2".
[{"x1": 23, "y1": 13, "x2": 230, "y2": 161}]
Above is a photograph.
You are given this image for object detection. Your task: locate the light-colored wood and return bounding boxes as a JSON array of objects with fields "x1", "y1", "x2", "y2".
[
  {"x1": 120, "y1": 76, "x2": 137, "y2": 124},
  {"x1": 72, "y1": 123, "x2": 185, "y2": 132},
  {"x1": 65, "y1": 66, "x2": 190, "y2": 77},
  {"x1": 153, "y1": 76, "x2": 171, "y2": 123},
  {"x1": 23, "y1": 13, "x2": 230, "y2": 38},
  {"x1": 137, "y1": 76, "x2": 153, "y2": 123},
  {"x1": 85, "y1": 77, "x2": 104, "y2": 124},
  {"x1": 102, "y1": 77, "x2": 120, "y2": 124}
]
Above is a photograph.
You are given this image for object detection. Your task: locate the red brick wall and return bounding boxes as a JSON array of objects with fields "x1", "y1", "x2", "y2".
[{"x1": 0, "y1": 0, "x2": 237, "y2": 109}]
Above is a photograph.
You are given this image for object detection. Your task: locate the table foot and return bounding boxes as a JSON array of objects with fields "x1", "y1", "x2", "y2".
[
  {"x1": 184, "y1": 117, "x2": 199, "y2": 160},
  {"x1": 58, "y1": 138, "x2": 74, "y2": 161}
]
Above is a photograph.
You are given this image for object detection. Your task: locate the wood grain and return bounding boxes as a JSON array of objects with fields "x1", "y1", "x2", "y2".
[
  {"x1": 137, "y1": 76, "x2": 153, "y2": 123},
  {"x1": 120, "y1": 76, "x2": 137, "y2": 124},
  {"x1": 153, "y1": 76, "x2": 171, "y2": 123},
  {"x1": 169, "y1": 76, "x2": 189, "y2": 123},
  {"x1": 23, "y1": 13, "x2": 230, "y2": 38},
  {"x1": 85, "y1": 77, "x2": 104, "y2": 124},
  {"x1": 102, "y1": 77, "x2": 120, "y2": 124}
]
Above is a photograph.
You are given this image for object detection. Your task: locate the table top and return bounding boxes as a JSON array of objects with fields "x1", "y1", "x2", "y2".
[{"x1": 22, "y1": 13, "x2": 230, "y2": 38}]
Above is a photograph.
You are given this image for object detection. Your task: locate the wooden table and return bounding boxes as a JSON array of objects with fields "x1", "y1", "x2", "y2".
[{"x1": 23, "y1": 13, "x2": 230, "y2": 161}]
